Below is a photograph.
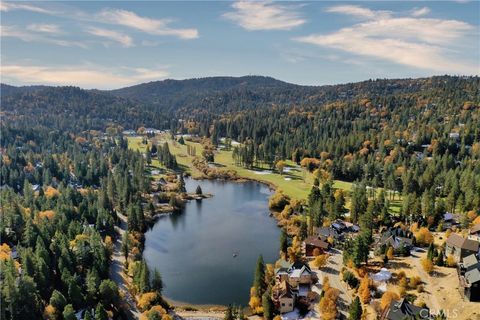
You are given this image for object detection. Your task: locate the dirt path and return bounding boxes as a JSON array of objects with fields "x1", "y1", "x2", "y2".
[{"x1": 110, "y1": 211, "x2": 141, "y2": 319}]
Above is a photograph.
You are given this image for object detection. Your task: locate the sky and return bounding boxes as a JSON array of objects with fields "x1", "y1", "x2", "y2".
[{"x1": 1, "y1": 1, "x2": 479, "y2": 89}]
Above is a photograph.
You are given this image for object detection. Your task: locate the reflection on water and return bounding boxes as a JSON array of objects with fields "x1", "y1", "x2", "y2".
[{"x1": 143, "y1": 178, "x2": 279, "y2": 305}]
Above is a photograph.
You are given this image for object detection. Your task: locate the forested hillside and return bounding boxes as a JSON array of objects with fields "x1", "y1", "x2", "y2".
[
  {"x1": 1, "y1": 75, "x2": 479, "y2": 318},
  {"x1": 1, "y1": 86, "x2": 171, "y2": 132}
]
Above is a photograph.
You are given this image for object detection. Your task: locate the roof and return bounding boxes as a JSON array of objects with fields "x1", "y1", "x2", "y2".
[
  {"x1": 305, "y1": 236, "x2": 330, "y2": 249},
  {"x1": 272, "y1": 280, "x2": 294, "y2": 299},
  {"x1": 444, "y1": 212, "x2": 454, "y2": 221},
  {"x1": 446, "y1": 234, "x2": 479, "y2": 252},
  {"x1": 316, "y1": 227, "x2": 338, "y2": 238},
  {"x1": 465, "y1": 268, "x2": 480, "y2": 285},
  {"x1": 290, "y1": 265, "x2": 312, "y2": 278},
  {"x1": 470, "y1": 224, "x2": 480, "y2": 235},
  {"x1": 462, "y1": 254, "x2": 479, "y2": 270},
  {"x1": 380, "y1": 235, "x2": 413, "y2": 249},
  {"x1": 385, "y1": 299, "x2": 427, "y2": 320}
]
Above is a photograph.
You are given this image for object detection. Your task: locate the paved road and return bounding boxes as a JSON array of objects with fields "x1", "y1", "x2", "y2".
[
  {"x1": 318, "y1": 249, "x2": 352, "y2": 319},
  {"x1": 110, "y1": 211, "x2": 141, "y2": 319}
]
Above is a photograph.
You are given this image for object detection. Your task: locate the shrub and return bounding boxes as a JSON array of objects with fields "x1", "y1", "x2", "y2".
[
  {"x1": 268, "y1": 190, "x2": 290, "y2": 211},
  {"x1": 342, "y1": 271, "x2": 359, "y2": 288}
]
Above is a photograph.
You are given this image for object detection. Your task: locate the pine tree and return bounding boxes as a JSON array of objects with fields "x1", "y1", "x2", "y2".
[
  {"x1": 253, "y1": 255, "x2": 266, "y2": 296},
  {"x1": 62, "y1": 304, "x2": 76, "y2": 320},
  {"x1": 195, "y1": 185, "x2": 203, "y2": 195},
  {"x1": 151, "y1": 269, "x2": 163, "y2": 295},
  {"x1": 349, "y1": 296, "x2": 362, "y2": 320},
  {"x1": 95, "y1": 303, "x2": 108, "y2": 320},
  {"x1": 262, "y1": 290, "x2": 274, "y2": 320}
]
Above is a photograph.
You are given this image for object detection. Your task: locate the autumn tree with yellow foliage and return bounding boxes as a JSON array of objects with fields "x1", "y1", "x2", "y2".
[
  {"x1": 358, "y1": 275, "x2": 371, "y2": 304},
  {"x1": 319, "y1": 283, "x2": 340, "y2": 320},
  {"x1": 380, "y1": 291, "x2": 400, "y2": 311},
  {"x1": 421, "y1": 257, "x2": 434, "y2": 274}
]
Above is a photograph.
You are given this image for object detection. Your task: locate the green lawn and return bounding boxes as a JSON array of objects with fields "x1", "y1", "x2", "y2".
[{"x1": 127, "y1": 135, "x2": 404, "y2": 215}]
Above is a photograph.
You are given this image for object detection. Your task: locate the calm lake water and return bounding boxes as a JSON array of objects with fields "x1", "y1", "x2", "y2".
[{"x1": 143, "y1": 178, "x2": 280, "y2": 305}]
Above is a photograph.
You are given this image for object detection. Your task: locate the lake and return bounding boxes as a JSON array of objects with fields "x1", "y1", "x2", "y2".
[{"x1": 143, "y1": 178, "x2": 280, "y2": 305}]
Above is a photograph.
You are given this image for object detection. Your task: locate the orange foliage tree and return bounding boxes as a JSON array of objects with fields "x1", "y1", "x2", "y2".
[
  {"x1": 319, "y1": 287, "x2": 340, "y2": 320},
  {"x1": 358, "y1": 275, "x2": 371, "y2": 304},
  {"x1": 380, "y1": 291, "x2": 400, "y2": 311}
]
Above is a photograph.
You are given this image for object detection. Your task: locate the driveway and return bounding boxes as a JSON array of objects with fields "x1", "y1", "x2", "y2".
[{"x1": 316, "y1": 249, "x2": 352, "y2": 319}]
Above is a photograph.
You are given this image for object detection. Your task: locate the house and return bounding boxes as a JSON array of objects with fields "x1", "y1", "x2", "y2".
[
  {"x1": 458, "y1": 254, "x2": 480, "y2": 302},
  {"x1": 449, "y1": 132, "x2": 460, "y2": 140},
  {"x1": 304, "y1": 236, "x2": 330, "y2": 257},
  {"x1": 273, "y1": 261, "x2": 317, "y2": 313},
  {"x1": 274, "y1": 261, "x2": 316, "y2": 290},
  {"x1": 379, "y1": 227, "x2": 414, "y2": 255},
  {"x1": 463, "y1": 268, "x2": 480, "y2": 301},
  {"x1": 288, "y1": 262, "x2": 315, "y2": 287},
  {"x1": 316, "y1": 226, "x2": 340, "y2": 239},
  {"x1": 122, "y1": 130, "x2": 136, "y2": 136},
  {"x1": 469, "y1": 224, "x2": 480, "y2": 242},
  {"x1": 380, "y1": 299, "x2": 429, "y2": 320},
  {"x1": 271, "y1": 280, "x2": 295, "y2": 313},
  {"x1": 442, "y1": 212, "x2": 460, "y2": 230},
  {"x1": 460, "y1": 254, "x2": 480, "y2": 272},
  {"x1": 445, "y1": 233, "x2": 479, "y2": 261}
]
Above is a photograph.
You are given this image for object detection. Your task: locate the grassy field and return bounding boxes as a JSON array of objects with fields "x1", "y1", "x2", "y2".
[
  {"x1": 127, "y1": 135, "x2": 404, "y2": 214},
  {"x1": 127, "y1": 135, "x2": 353, "y2": 200}
]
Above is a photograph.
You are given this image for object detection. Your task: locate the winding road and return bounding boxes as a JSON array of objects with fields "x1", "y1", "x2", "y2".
[{"x1": 110, "y1": 211, "x2": 141, "y2": 319}]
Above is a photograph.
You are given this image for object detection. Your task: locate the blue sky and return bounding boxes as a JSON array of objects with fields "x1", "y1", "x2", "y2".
[{"x1": 1, "y1": 1, "x2": 479, "y2": 89}]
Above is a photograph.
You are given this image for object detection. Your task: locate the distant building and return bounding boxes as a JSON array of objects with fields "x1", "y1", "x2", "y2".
[
  {"x1": 122, "y1": 129, "x2": 136, "y2": 136},
  {"x1": 445, "y1": 233, "x2": 480, "y2": 261},
  {"x1": 449, "y1": 132, "x2": 460, "y2": 140},
  {"x1": 380, "y1": 299, "x2": 429, "y2": 320}
]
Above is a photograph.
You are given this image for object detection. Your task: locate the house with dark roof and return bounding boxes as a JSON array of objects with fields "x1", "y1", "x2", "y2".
[
  {"x1": 463, "y1": 269, "x2": 480, "y2": 301},
  {"x1": 458, "y1": 254, "x2": 480, "y2": 302},
  {"x1": 316, "y1": 226, "x2": 340, "y2": 239},
  {"x1": 304, "y1": 236, "x2": 330, "y2": 257},
  {"x1": 380, "y1": 299, "x2": 429, "y2": 320},
  {"x1": 378, "y1": 227, "x2": 414, "y2": 255},
  {"x1": 469, "y1": 224, "x2": 480, "y2": 242},
  {"x1": 446, "y1": 233, "x2": 480, "y2": 261},
  {"x1": 442, "y1": 212, "x2": 460, "y2": 230}
]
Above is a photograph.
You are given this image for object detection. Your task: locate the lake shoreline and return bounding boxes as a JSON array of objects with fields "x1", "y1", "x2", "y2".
[{"x1": 143, "y1": 178, "x2": 279, "y2": 307}]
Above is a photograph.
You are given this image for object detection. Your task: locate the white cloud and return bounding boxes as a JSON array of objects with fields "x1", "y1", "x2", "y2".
[
  {"x1": 223, "y1": 1, "x2": 306, "y2": 31},
  {"x1": 98, "y1": 8, "x2": 198, "y2": 39},
  {"x1": 325, "y1": 5, "x2": 391, "y2": 20},
  {"x1": 295, "y1": 6, "x2": 478, "y2": 74},
  {"x1": 411, "y1": 7, "x2": 431, "y2": 17},
  {"x1": 27, "y1": 24, "x2": 62, "y2": 34},
  {"x1": 1, "y1": 25, "x2": 86, "y2": 48},
  {"x1": 0, "y1": 64, "x2": 169, "y2": 89},
  {"x1": 86, "y1": 27, "x2": 133, "y2": 47},
  {"x1": 0, "y1": 2, "x2": 54, "y2": 14}
]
